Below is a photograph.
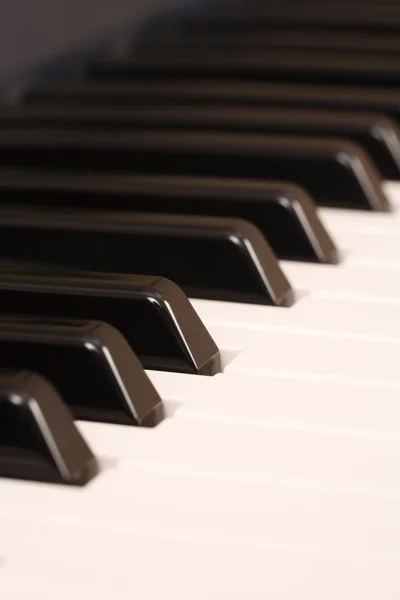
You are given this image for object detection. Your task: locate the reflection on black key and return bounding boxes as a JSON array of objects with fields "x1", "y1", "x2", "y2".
[
  {"x1": 87, "y1": 51, "x2": 400, "y2": 88},
  {"x1": 138, "y1": 30, "x2": 400, "y2": 54},
  {"x1": 0, "y1": 369, "x2": 98, "y2": 485},
  {"x1": 0, "y1": 169, "x2": 338, "y2": 264},
  {"x1": 0, "y1": 314, "x2": 163, "y2": 426},
  {"x1": 0, "y1": 129, "x2": 388, "y2": 211},
  {"x1": 0, "y1": 317, "x2": 163, "y2": 425},
  {"x1": 25, "y1": 81, "x2": 400, "y2": 129},
  {"x1": 0, "y1": 207, "x2": 294, "y2": 306},
  {"x1": 0, "y1": 263, "x2": 221, "y2": 375},
  {"x1": 0, "y1": 105, "x2": 397, "y2": 180},
  {"x1": 176, "y1": 4, "x2": 400, "y2": 31}
]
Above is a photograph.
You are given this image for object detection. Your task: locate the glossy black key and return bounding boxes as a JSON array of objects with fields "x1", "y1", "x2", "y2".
[
  {"x1": 0, "y1": 317, "x2": 163, "y2": 425},
  {"x1": 0, "y1": 206, "x2": 293, "y2": 305},
  {"x1": 0, "y1": 169, "x2": 338, "y2": 264},
  {"x1": 140, "y1": 30, "x2": 400, "y2": 54},
  {"x1": 176, "y1": 4, "x2": 400, "y2": 31},
  {"x1": 0, "y1": 128, "x2": 387, "y2": 211},
  {"x1": 26, "y1": 80, "x2": 400, "y2": 133},
  {"x1": 87, "y1": 51, "x2": 400, "y2": 89},
  {"x1": 0, "y1": 263, "x2": 221, "y2": 375},
  {"x1": 0, "y1": 104, "x2": 396, "y2": 180},
  {"x1": 0, "y1": 369, "x2": 98, "y2": 485}
]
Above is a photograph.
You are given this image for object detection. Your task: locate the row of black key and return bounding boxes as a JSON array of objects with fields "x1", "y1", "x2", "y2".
[{"x1": 2, "y1": 0, "x2": 400, "y2": 485}]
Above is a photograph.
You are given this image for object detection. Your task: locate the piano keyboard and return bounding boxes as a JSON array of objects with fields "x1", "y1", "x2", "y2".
[{"x1": 3, "y1": 1, "x2": 400, "y2": 598}]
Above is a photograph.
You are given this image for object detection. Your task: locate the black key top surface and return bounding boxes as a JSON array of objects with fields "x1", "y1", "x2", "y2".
[
  {"x1": 0, "y1": 129, "x2": 388, "y2": 211},
  {"x1": 87, "y1": 51, "x2": 400, "y2": 88},
  {"x1": 0, "y1": 169, "x2": 338, "y2": 264},
  {"x1": 0, "y1": 207, "x2": 293, "y2": 306},
  {"x1": 25, "y1": 81, "x2": 400, "y2": 126},
  {"x1": 0, "y1": 264, "x2": 221, "y2": 375},
  {"x1": 177, "y1": 4, "x2": 400, "y2": 31},
  {"x1": 0, "y1": 105, "x2": 397, "y2": 180},
  {"x1": 138, "y1": 30, "x2": 400, "y2": 54},
  {"x1": 0, "y1": 317, "x2": 163, "y2": 425},
  {"x1": 0, "y1": 369, "x2": 98, "y2": 485}
]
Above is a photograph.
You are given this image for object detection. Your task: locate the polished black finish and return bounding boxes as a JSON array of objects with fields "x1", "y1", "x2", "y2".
[
  {"x1": 0, "y1": 263, "x2": 221, "y2": 375},
  {"x1": 0, "y1": 104, "x2": 398, "y2": 180},
  {"x1": 26, "y1": 81, "x2": 400, "y2": 137},
  {"x1": 87, "y1": 51, "x2": 400, "y2": 89},
  {"x1": 0, "y1": 369, "x2": 98, "y2": 485},
  {"x1": 0, "y1": 169, "x2": 338, "y2": 264},
  {"x1": 0, "y1": 206, "x2": 293, "y2": 305},
  {"x1": 175, "y1": 4, "x2": 400, "y2": 31},
  {"x1": 139, "y1": 30, "x2": 400, "y2": 54},
  {"x1": 0, "y1": 128, "x2": 388, "y2": 211},
  {"x1": 0, "y1": 317, "x2": 163, "y2": 426}
]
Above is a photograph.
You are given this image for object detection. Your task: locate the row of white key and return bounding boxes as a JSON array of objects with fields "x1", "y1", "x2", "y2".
[{"x1": 3, "y1": 189, "x2": 400, "y2": 598}]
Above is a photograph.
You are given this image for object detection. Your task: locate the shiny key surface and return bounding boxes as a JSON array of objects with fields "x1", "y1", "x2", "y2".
[
  {"x1": 0, "y1": 128, "x2": 388, "y2": 211},
  {"x1": 0, "y1": 206, "x2": 293, "y2": 306},
  {"x1": 138, "y1": 29, "x2": 400, "y2": 53},
  {"x1": 0, "y1": 263, "x2": 221, "y2": 375},
  {"x1": 0, "y1": 169, "x2": 338, "y2": 263},
  {"x1": 28, "y1": 80, "x2": 400, "y2": 126},
  {"x1": 0, "y1": 369, "x2": 98, "y2": 485},
  {"x1": 0, "y1": 317, "x2": 163, "y2": 425},
  {"x1": 0, "y1": 104, "x2": 397, "y2": 180},
  {"x1": 5, "y1": 3, "x2": 400, "y2": 600},
  {"x1": 87, "y1": 50, "x2": 400, "y2": 88}
]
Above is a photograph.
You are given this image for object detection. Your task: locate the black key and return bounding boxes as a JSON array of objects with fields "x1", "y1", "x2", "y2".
[
  {"x1": 0, "y1": 369, "x2": 98, "y2": 485},
  {"x1": 0, "y1": 128, "x2": 387, "y2": 211},
  {"x1": 0, "y1": 206, "x2": 293, "y2": 306},
  {"x1": 0, "y1": 169, "x2": 338, "y2": 264},
  {"x1": 0, "y1": 317, "x2": 163, "y2": 425},
  {"x1": 0, "y1": 262, "x2": 221, "y2": 376},
  {"x1": 139, "y1": 30, "x2": 400, "y2": 54},
  {"x1": 0, "y1": 104, "x2": 397, "y2": 180},
  {"x1": 87, "y1": 51, "x2": 400, "y2": 89},
  {"x1": 176, "y1": 4, "x2": 400, "y2": 31},
  {"x1": 25, "y1": 80, "x2": 400, "y2": 134}
]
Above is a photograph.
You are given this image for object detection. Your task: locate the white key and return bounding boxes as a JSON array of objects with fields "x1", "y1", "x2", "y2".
[
  {"x1": 79, "y1": 418, "x2": 400, "y2": 494},
  {"x1": 224, "y1": 329, "x2": 400, "y2": 387},
  {"x1": 1, "y1": 517, "x2": 399, "y2": 600},
  {"x1": 383, "y1": 181, "x2": 400, "y2": 210},
  {"x1": 332, "y1": 229, "x2": 400, "y2": 262},
  {"x1": 172, "y1": 372, "x2": 400, "y2": 438},
  {"x1": 1, "y1": 464, "x2": 400, "y2": 558},
  {"x1": 319, "y1": 207, "x2": 400, "y2": 233},
  {"x1": 192, "y1": 296, "x2": 400, "y2": 342},
  {"x1": 281, "y1": 260, "x2": 400, "y2": 300},
  {"x1": 0, "y1": 581, "x2": 78, "y2": 600}
]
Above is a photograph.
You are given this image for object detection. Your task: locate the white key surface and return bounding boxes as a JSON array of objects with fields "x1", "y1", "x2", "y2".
[
  {"x1": 2, "y1": 515, "x2": 400, "y2": 600},
  {"x1": 5, "y1": 191, "x2": 400, "y2": 600}
]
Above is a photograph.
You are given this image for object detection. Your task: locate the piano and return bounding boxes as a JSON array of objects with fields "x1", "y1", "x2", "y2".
[{"x1": 2, "y1": 1, "x2": 400, "y2": 598}]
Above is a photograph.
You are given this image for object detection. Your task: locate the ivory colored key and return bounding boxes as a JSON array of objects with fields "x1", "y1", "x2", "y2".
[
  {"x1": 77, "y1": 417, "x2": 400, "y2": 494},
  {"x1": 221, "y1": 328, "x2": 400, "y2": 386},
  {"x1": 146, "y1": 368, "x2": 400, "y2": 439},
  {"x1": 191, "y1": 296, "x2": 400, "y2": 343},
  {"x1": 1, "y1": 516, "x2": 399, "y2": 600},
  {"x1": 170, "y1": 372, "x2": 400, "y2": 438},
  {"x1": 281, "y1": 260, "x2": 400, "y2": 300},
  {"x1": 2, "y1": 462, "x2": 400, "y2": 560}
]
